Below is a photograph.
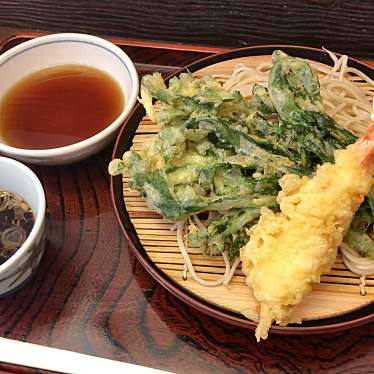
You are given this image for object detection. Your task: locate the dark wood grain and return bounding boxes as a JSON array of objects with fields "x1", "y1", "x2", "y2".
[
  {"x1": 0, "y1": 363, "x2": 56, "y2": 374},
  {"x1": 0, "y1": 32, "x2": 373, "y2": 373},
  {"x1": 0, "y1": 1, "x2": 374, "y2": 59}
]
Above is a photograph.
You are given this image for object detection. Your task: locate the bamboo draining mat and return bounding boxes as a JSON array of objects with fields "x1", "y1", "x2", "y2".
[{"x1": 123, "y1": 55, "x2": 374, "y2": 322}]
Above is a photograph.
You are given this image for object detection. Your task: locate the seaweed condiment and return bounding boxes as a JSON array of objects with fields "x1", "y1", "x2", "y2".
[{"x1": 0, "y1": 190, "x2": 34, "y2": 265}]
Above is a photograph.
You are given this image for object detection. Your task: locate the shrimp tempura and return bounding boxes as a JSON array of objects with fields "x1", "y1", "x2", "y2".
[{"x1": 241, "y1": 126, "x2": 374, "y2": 341}]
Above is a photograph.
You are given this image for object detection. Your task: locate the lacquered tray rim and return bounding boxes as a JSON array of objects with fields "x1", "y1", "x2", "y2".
[{"x1": 111, "y1": 44, "x2": 374, "y2": 335}]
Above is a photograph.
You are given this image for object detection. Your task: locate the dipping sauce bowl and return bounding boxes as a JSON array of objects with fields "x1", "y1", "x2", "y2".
[
  {"x1": 0, "y1": 157, "x2": 46, "y2": 296},
  {"x1": 0, "y1": 33, "x2": 139, "y2": 165}
]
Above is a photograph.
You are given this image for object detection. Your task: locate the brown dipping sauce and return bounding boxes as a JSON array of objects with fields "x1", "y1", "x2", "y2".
[
  {"x1": 0, "y1": 65, "x2": 124, "y2": 149},
  {"x1": 0, "y1": 190, "x2": 35, "y2": 265}
]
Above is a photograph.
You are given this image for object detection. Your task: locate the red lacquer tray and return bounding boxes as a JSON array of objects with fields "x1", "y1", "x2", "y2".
[{"x1": 0, "y1": 35, "x2": 373, "y2": 374}]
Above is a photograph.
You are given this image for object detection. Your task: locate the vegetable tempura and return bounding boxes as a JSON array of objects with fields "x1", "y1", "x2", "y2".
[{"x1": 241, "y1": 126, "x2": 374, "y2": 341}]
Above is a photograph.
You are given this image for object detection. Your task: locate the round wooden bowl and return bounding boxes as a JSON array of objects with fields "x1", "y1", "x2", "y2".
[{"x1": 111, "y1": 45, "x2": 374, "y2": 335}]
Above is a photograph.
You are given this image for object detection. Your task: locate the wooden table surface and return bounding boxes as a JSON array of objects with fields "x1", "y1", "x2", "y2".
[{"x1": 0, "y1": 1, "x2": 373, "y2": 373}]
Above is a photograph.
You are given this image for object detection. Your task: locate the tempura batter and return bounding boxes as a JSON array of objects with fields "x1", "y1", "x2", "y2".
[{"x1": 241, "y1": 127, "x2": 374, "y2": 341}]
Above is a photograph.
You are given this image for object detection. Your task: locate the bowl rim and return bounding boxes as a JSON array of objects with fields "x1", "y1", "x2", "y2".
[
  {"x1": 0, "y1": 32, "x2": 139, "y2": 158},
  {"x1": 110, "y1": 44, "x2": 374, "y2": 335},
  {"x1": 0, "y1": 156, "x2": 46, "y2": 271}
]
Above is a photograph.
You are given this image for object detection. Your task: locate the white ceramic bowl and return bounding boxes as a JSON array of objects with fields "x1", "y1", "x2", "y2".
[
  {"x1": 0, "y1": 157, "x2": 46, "y2": 296},
  {"x1": 0, "y1": 33, "x2": 139, "y2": 165}
]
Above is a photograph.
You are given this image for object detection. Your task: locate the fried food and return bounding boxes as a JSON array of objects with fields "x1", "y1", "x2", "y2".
[{"x1": 240, "y1": 126, "x2": 374, "y2": 341}]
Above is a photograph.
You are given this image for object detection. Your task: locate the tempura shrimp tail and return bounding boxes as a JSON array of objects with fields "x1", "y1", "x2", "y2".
[
  {"x1": 241, "y1": 126, "x2": 374, "y2": 342},
  {"x1": 358, "y1": 125, "x2": 374, "y2": 166}
]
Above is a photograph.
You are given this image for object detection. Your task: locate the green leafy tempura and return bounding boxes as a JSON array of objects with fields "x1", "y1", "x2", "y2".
[{"x1": 109, "y1": 50, "x2": 374, "y2": 260}]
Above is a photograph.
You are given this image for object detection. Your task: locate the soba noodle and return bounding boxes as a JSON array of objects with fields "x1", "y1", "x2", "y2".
[
  {"x1": 222, "y1": 48, "x2": 373, "y2": 137},
  {"x1": 177, "y1": 50, "x2": 374, "y2": 285}
]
